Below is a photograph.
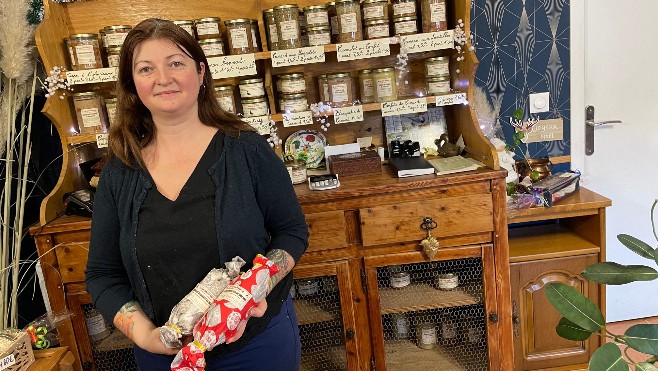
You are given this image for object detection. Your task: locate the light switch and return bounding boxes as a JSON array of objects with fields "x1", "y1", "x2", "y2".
[{"x1": 529, "y1": 92, "x2": 550, "y2": 113}]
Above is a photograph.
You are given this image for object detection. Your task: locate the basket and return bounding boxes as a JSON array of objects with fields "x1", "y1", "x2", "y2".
[{"x1": 0, "y1": 331, "x2": 35, "y2": 371}]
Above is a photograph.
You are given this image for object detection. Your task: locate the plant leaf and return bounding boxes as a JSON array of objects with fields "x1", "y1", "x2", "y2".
[
  {"x1": 655, "y1": 246, "x2": 658, "y2": 267},
  {"x1": 513, "y1": 108, "x2": 523, "y2": 120},
  {"x1": 637, "y1": 362, "x2": 658, "y2": 371},
  {"x1": 545, "y1": 283, "x2": 605, "y2": 333},
  {"x1": 618, "y1": 234, "x2": 656, "y2": 260},
  {"x1": 556, "y1": 317, "x2": 592, "y2": 340},
  {"x1": 583, "y1": 262, "x2": 658, "y2": 285},
  {"x1": 588, "y1": 342, "x2": 629, "y2": 371},
  {"x1": 625, "y1": 324, "x2": 658, "y2": 356}
]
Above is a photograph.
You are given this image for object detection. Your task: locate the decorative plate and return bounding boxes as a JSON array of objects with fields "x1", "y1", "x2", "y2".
[{"x1": 284, "y1": 130, "x2": 327, "y2": 169}]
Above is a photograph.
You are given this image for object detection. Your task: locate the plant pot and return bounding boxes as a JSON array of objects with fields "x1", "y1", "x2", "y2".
[{"x1": 515, "y1": 158, "x2": 553, "y2": 182}]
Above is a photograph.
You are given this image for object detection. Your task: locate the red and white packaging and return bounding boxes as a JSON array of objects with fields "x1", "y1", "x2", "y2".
[{"x1": 171, "y1": 254, "x2": 278, "y2": 371}]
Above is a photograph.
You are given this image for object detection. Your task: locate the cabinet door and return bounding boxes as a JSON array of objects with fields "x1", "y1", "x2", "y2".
[
  {"x1": 364, "y1": 246, "x2": 496, "y2": 371},
  {"x1": 510, "y1": 254, "x2": 599, "y2": 370},
  {"x1": 292, "y1": 260, "x2": 368, "y2": 371}
]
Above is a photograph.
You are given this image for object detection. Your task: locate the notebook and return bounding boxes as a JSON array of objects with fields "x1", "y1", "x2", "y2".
[
  {"x1": 388, "y1": 156, "x2": 436, "y2": 178},
  {"x1": 427, "y1": 156, "x2": 484, "y2": 175}
]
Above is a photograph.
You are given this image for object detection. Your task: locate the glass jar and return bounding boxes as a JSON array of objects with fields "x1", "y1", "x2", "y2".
[
  {"x1": 363, "y1": 0, "x2": 389, "y2": 21},
  {"x1": 435, "y1": 273, "x2": 459, "y2": 290},
  {"x1": 263, "y1": 8, "x2": 279, "y2": 51},
  {"x1": 98, "y1": 29, "x2": 107, "y2": 49},
  {"x1": 416, "y1": 322, "x2": 437, "y2": 349},
  {"x1": 393, "y1": 0, "x2": 417, "y2": 18},
  {"x1": 278, "y1": 73, "x2": 306, "y2": 94},
  {"x1": 394, "y1": 15, "x2": 418, "y2": 35},
  {"x1": 297, "y1": 278, "x2": 319, "y2": 296},
  {"x1": 104, "y1": 97, "x2": 117, "y2": 127},
  {"x1": 390, "y1": 272, "x2": 411, "y2": 288},
  {"x1": 105, "y1": 46, "x2": 121, "y2": 68},
  {"x1": 64, "y1": 38, "x2": 77, "y2": 70},
  {"x1": 304, "y1": 5, "x2": 330, "y2": 27},
  {"x1": 68, "y1": 34, "x2": 103, "y2": 70},
  {"x1": 421, "y1": 0, "x2": 447, "y2": 32},
  {"x1": 241, "y1": 97, "x2": 269, "y2": 117},
  {"x1": 335, "y1": 0, "x2": 363, "y2": 43},
  {"x1": 280, "y1": 93, "x2": 308, "y2": 113},
  {"x1": 72, "y1": 92, "x2": 108, "y2": 134},
  {"x1": 172, "y1": 20, "x2": 195, "y2": 37},
  {"x1": 198, "y1": 38, "x2": 225, "y2": 57},
  {"x1": 194, "y1": 17, "x2": 222, "y2": 40},
  {"x1": 327, "y1": 1, "x2": 339, "y2": 43},
  {"x1": 307, "y1": 26, "x2": 332, "y2": 46},
  {"x1": 365, "y1": 19, "x2": 390, "y2": 39},
  {"x1": 85, "y1": 307, "x2": 111, "y2": 342},
  {"x1": 372, "y1": 67, "x2": 397, "y2": 102},
  {"x1": 250, "y1": 20, "x2": 261, "y2": 52},
  {"x1": 239, "y1": 78, "x2": 266, "y2": 98},
  {"x1": 327, "y1": 72, "x2": 355, "y2": 107},
  {"x1": 317, "y1": 74, "x2": 330, "y2": 102},
  {"x1": 391, "y1": 313, "x2": 410, "y2": 339},
  {"x1": 284, "y1": 158, "x2": 307, "y2": 184},
  {"x1": 358, "y1": 69, "x2": 375, "y2": 103},
  {"x1": 274, "y1": 4, "x2": 302, "y2": 50},
  {"x1": 103, "y1": 25, "x2": 131, "y2": 47},
  {"x1": 224, "y1": 19, "x2": 257, "y2": 54},
  {"x1": 426, "y1": 75, "x2": 451, "y2": 95},
  {"x1": 214, "y1": 85, "x2": 236, "y2": 113},
  {"x1": 425, "y1": 56, "x2": 449, "y2": 77},
  {"x1": 440, "y1": 311, "x2": 460, "y2": 346}
]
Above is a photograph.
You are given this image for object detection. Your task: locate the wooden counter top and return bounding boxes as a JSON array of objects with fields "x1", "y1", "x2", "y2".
[{"x1": 507, "y1": 187, "x2": 611, "y2": 224}]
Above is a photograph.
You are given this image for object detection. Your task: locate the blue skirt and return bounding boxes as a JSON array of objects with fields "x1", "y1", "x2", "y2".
[{"x1": 133, "y1": 296, "x2": 301, "y2": 370}]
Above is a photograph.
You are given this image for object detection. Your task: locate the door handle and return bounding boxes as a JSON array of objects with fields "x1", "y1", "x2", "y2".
[{"x1": 585, "y1": 105, "x2": 622, "y2": 155}]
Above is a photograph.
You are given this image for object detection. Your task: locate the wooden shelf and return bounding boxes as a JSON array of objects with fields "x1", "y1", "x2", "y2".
[
  {"x1": 384, "y1": 339, "x2": 487, "y2": 371},
  {"x1": 508, "y1": 187, "x2": 611, "y2": 224},
  {"x1": 293, "y1": 297, "x2": 340, "y2": 325},
  {"x1": 508, "y1": 224, "x2": 600, "y2": 263},
  {"x1": 67, "y1": 133, "x2": 101, "y2": 145},
  {"x1": 379, "y1": 283, "x2": 482, "y2": 315}
]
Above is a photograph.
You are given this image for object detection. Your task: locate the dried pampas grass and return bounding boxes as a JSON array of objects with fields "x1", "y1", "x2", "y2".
[
  {"x1": 0, "y1": 0, "x2": 35, "y2": 82},
  {"x1": 472, "y1": 85, "x2": 502, "y2": 140}
]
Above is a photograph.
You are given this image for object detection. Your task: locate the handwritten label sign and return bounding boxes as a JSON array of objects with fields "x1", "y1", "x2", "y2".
[
  {"x1": 381, "y1": 98, "x2": 428, "y2": 117},
  {"x1": 334, "y1": 105, "x2": 364, "y2": 124},
  {"x1": 271, "y1": 46, "x2": 325, "y2": 67},
  {"x1": 0, "y1": 354, "x2": 15, "y2": 370},
  {"x1": 243, "y1": 115, "x2": 271, "y2": 135},
  {"x1": 208, "y1": 54, "x2": 257, "y2": 79},
  {"x1": 521, "y1": 118, "x2": 564, "y2": 143},
  {"x1": 96, "y1": 133, "x2": 109, "y2": 148},
  {"x1": 66, "y1": 68, "x2": 117, "y2": 85},
  {"x1": 336, "y1": 39, "x2": 390, "y2": 62},
  {"x1": 400, "y1": 30, "x2": 454, "y2": 54},
  {"x1": 434, "y1": 92, "x2": 467, "y2": 106},
  {"x1": 282, "y1": 111, "x2": 313, "y2": 127}
]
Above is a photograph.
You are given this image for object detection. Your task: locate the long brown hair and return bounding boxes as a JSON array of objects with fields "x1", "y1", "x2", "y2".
[{"x1": 109, "y1": 18, "x2": 254, "y2": 167}]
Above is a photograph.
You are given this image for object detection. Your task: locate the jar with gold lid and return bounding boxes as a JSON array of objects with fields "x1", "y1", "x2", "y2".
[
  {"x1": 198, "y1": 38, "x2": 225, "y2": 57},
  {"x1": 284, "y1": 157, "x2": 307, "y2": 184},
  {"x1": 105, "y1": 46, "x2": 121, "y2": 68},
  {"x1": 358, "y1": 69, "x2": 375, "y2": 103},
  {"x1": 426, "y1": 75, "x2": 451, "y2": 95},
  {"x1": 372, "y1": 67, "x2": 398, "y2": 102},
  {"x1": 421, "y1": 0, "x2": 447, "y2": 32},
  {"x1": 393, "y1": 15, "x2": 418, "y2": 35},
  {"x1": 317, "y1": 74, "x2": 330, "y2": 102},
  {"x1": 241, "y1": 96, "x2": 269, "y2": 117},
  {"x1": 68, "y1": 34, "x2": 103, "y2": 70},
  {"x1": 363, "y1": 0, "x2": 389, "y2": 21},
  {"x1": 335, "y1": 0, "x2": 363, "y2": 43},
  {"x1": 304, "y1": 4, "x2": 330, "y2": 27},
  {"x1": 327, "y1": 72, "x2": 355, "y2": 107},
  {"x1": 278, "y1": 73, "x2": 306, "y2": 94},
  {"x1": 239, "y1": 78, "x2": 266, "y2": 98},
  {"x1": 327, "y1": 1, "x2": 339, "y2": 43},
  {"x1": 280, "y1": 93, "x2": 308, "y2": 113},
  {"x1": 64, "y1": 38, "x2": 77, "y2": 70},
  {"x1": 307, "y1": 26, "x2": 332, "y2": 46},
  {"x1": 194, "y1": 17, "x2": 222, "y2": 40},
  {"x1": 365, "y1": 19, "x2": 390, "y2": 39},
  {"x1": 274, "y1": 4, "x2": 302, "y2": 50},
  {"x1": 172, "y1": 20, "x2": 195, "y2": 37},
  {"x1": 416, "y1": 322, "x2": 437, "y2": 349},
  {"x1": 250, "y1": 20, "x2": 261, "y2": 52},
  {"x1": 225, "y1": 19, "x2": 258, "y2": 54},
  {"x1": 103, "y1": 25, "x2": 131, "y2": 47},
  {"x1": 214, "y1": 85, "x2": 236, "y2": 113},
  {"x1": 72, "y1": 92, "x2": 108, "y2": 134},
  {"x1": 393, "y1": 0, "x2": 417, "y2": 18},
  {"x1": 425, "y1": 56, "x2": 449, "y2": 77},
  {"x1": 263, "y1": 9, "x2": 279, "y2": 51},
  {"x1": 104, "y1": 97, "x2": 117, "y2": 127}
]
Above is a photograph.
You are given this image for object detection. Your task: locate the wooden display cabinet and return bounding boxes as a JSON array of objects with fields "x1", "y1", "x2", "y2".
[
  {"x1": 508, "y1": 188, "x2": 611, "y2": 371},
  {"x1": 32, "y1": 0, "x2": 514, "y2": 370}
]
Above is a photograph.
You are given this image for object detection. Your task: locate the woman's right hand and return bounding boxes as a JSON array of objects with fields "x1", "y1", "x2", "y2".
[
  {"x1": 114, "y1": 301, "x2": 179, "y2": 355},
  {"x1": 134, "y1": 327, "x2": 180, "y2": 355}
]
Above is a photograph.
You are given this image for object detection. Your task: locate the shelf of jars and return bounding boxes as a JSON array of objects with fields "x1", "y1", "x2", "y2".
[
  {"x1": 293, "y1": 297, "x2": 340, "y2": 325},
  {"x1": 379, "y1": 283, "x2": 482, "y2": 315}
]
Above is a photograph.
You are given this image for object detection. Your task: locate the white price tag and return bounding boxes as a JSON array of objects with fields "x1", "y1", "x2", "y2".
[
  {"x1": 96, "y1": 133, "x2": 109, "y2": 148},
  {"x1": 271, "y1": 46, "x2": 325, "y2": 67},
  {"x1": 336, "y1": 39, "x2": 390, "y2": 62},
  {"x1": 66, "y1": 68, "x2": 118, "y2": 85},
  {"x1": 282, "y1": 111, "x2": 313, "y2": 127},
  {"x1": 400, "y1": 30, "x2": 455, "y2": 54},
  {"x1": 0, "y1": 354, "x2": 16, "y2": 370},
  {"x1": 381, "y1": 98, "x2": 428, "y2": 117},
  {"x1": 434, "y1": 92, "x2": 467, "y2": 106},
  {"x1": 208, "y1": 54, "x2": 257, "y2": 79},
  {"x1": 242, "y1": 115, "x2": 271, "y2": 135},
  {"x1": 334, "y1": 105, "x2": 364, "y2": 124}
]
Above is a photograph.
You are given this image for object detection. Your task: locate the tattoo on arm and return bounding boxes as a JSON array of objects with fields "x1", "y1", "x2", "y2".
[
  {"x1": 266, "y1": 249, "x2": 294, "y2": 293},
  {"x1": 114, "y1": 301, "x2": 138, "y2": 339}
]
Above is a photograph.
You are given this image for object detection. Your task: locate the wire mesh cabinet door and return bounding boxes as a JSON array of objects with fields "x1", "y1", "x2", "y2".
[
  {"x1": 364, "y1": 245, "x2": 498, "y2": 371},
  {"x1": 292, "y1": 260, "x2": 365, "y2": 371}
]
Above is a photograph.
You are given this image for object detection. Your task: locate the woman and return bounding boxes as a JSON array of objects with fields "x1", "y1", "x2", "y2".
[{"x1": 85, "y1": 18, "x2": 309, "y2": 370}]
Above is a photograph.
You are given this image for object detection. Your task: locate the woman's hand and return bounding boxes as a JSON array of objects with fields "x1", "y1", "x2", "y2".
[
  {"x1": 135, "y1": 327, "x2": 180, "y2": 355},
  {"x1": 225, "y1": 299, "x2": 268, "y2": 344},
  {"x1": 114, "y1": 301, "x2": 179, "y2": 355}
]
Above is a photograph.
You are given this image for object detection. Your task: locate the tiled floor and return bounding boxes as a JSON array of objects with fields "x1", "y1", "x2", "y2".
[{"x1": 606, "y1": 316, "x2": 658, "y2": 366}]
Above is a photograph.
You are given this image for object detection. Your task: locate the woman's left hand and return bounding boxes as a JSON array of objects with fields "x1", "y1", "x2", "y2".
[{"x1": 225, "y1": 299, "x2": 268, "y2": 344}]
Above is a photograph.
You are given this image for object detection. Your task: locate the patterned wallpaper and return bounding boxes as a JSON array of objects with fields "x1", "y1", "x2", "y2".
[{"x1": 471, "y1": 0, "x2": 570, "y2": 165}]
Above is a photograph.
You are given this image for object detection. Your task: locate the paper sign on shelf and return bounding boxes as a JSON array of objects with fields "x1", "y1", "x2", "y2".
[
  {"x1": 400, "y1": 30, "x2": 454, "y2": 54},
  {"x1": 521, "y1": 118, "x2": 564, "y2": 143},
  {"x1": 271, "y1": 46, "x2": 325, "y2": 67},
  {"x1": 208, "y1": 54, "x2": 257, "y2": 79},
  {"x1": 336, "y1": 39, "x2": 390, "y2": 62},
  {"x1": 434, "y1": 92, "x2": 467, "y2": 106},
  {"x1": 95, "y1": 133, "x2": 109, "y2": 148},
  {"x1": 242, "y1": 115, "x2": 271, "y2": 135},
  {"x1": 66, "y1": 68, "x2": 117, "y2": 85},
  {"x1": 381, "y1": 98, "x2": 427, "y2": 117},
  {"x1": 282, "y1": 111, "x2": 314, "y2": 127},
  {"x1": 334, "y1": 105, "x2": 364, "y2": 124}
]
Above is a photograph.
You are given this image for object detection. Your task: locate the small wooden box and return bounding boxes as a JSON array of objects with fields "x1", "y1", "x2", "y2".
[
  {"x1": 328, "y1": 151, "x2": 382, "y2": 177},
  {"x1": 0, "y1": 331, "x2": 34, "y2": 371}
]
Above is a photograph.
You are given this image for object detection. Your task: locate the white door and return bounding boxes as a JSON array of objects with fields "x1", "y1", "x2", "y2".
[{"x1": 571, "y1": 1, "x2": 658, "y2": 322}]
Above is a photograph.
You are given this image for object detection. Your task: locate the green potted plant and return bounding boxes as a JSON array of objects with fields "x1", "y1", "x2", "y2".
[{"x1": 546, "y1": 200, "x2": 658, "y2": 370}]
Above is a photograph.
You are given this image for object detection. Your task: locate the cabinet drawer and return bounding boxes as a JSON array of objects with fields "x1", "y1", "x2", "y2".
[
  {"x1": 54, "y1": 231, "x2": 90, "y2": 283},
  {"x1": 360, "y1": 193, "x2": 493, "y2": 246},
  {"x1": 306, "y1": 210, "x2": 347, "y2": 252}
]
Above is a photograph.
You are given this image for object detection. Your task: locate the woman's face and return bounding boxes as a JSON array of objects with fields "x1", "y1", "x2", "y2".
[{"x1": 132, "y1": 38, "x2": 205, "y2": 120}]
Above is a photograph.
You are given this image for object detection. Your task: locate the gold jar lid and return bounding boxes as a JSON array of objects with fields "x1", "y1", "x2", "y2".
[
  {"x1": 372, "y1": 67, "x2": 395, "y2": 73},
  {"x1": 304, "y1": 4, "x2": 329, "y2": 11},
  {"x1": 279, "y1": 73, "x2": 305, "y2": 80},
  {"x1": 72, "y1": 92, "x2": 99, "y2": 98},
  {"x1": 326, "y1": 1, "x2": 336, "y2": 6},
  {"x1": 273, "y1": 4, "x2": 299, "y2": 10},
  {"x1": 318, "y1": 74, "x2": 328, "y2": 78},
  {"x1": 105, "y1": 97, "x2": 117, "y2": 103},
  {"x1": 359, "y1": 69, "x2": 372, "y2": 74},
  {"x1": 194, "y1": 17, "x2": 221, "y2": 23},
  {"x1": 224, "y1": 18, "x2": 252, "y2": 26},
  {"x1": 426, "y1": 56, "x2": 449, "y2": 63},
  {"x1": 105, "y1": 46, "x2": 121, "y2": 54},
  {"x1": 242, "y1": 96, "x2": 267, "y2": 103},
  {"x1": 365, "y1": 19, "x2": 389, "y2": 26},
  {"x1": 239, "y1": 78, "x2": 264, "y2": 85},
  {"x1": 335, "y1": 0, "x2": 358, "y2": 3},
  {"x1": 307, "y1": 25, "x2": 331, "y2": 32},
  {"x1": 70, "y1": 33, "x2": 98, "y2": 40},
  {"x1": 198, "y1": 38, "x2": 224, "y2": 45},
  {"x1": 281, "y1": 93, "x2": 307, "y2": 99},
  {"x1": 427, "y1": 75, "x2": 450, "y2": 81},
  {"x1": 263, "y1": 8, "x2": 274, "y2": 14},
  {"x1": 393, "y1": 16, "x2": 417, "y2": 22},
  {"x1": 393, "y1": 0, "x2": 415, "y2": 3},
  {"x1": 103, "y1": 25, "x2": 132, "y2": 32},
  {"x1": 172, "y1": 20, "x2": 193, "y2": 25},
  {"x1": 327, "y1": 72, "x2": 351, "y2": 78},
  {"x1": 214, "y1": 85, "x2": 234, "y2": 92},
  {"x1": 364, "y1": 0, "x2": 388, "y2": 3}
]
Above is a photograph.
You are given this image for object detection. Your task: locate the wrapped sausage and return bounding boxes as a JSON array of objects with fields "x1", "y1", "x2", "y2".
[
  {"x1": 170, "y1": 255, "x2": 278, "y2": 371},
  {"x1": 160, "y1": 256, "x2": 245, "y2": 348}
]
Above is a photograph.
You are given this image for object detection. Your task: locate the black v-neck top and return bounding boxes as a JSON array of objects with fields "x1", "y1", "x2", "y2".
[{"x1": 136, "y1": 131, "x2": 222, "y2": 326}]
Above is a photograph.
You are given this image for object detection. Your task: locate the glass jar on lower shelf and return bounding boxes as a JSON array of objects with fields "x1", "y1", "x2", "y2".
[
  {"x1": 393, "y1": 15, "x2": 418, "y2": 36},
  {"x1": 280, "y1": 93, "x2": 308, "y2": 113},
  {"x1": 241, "y1": 97, "x2": 269, "y2": 117},
  {"x1": 198, "y1": 38, "x2": 225, "y2": 57},
  {"x1": 307, "y1": 26, "x2": 332, "y2": 46},
  {"x1": 358, "y1": 69, "x2": 375, "y2": 104},
  {"x1": 426, "y1": 75, "x2": 451, "y2": 95},
  {"x1": 214, "y1": 85, "x2": 236, "y2": 113},
  {"x1": 327, "y1": 72, "x2": 355, "y2": 107},
  {"x1": 365, "y1": 19, "x2": 390, "y2": 40},
  {"x1": 372, "y1": 67, "x2": 398, "y2": 102},
  {"x1": 72, "y1": 92, "x2": 108, "y2": 135}
]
